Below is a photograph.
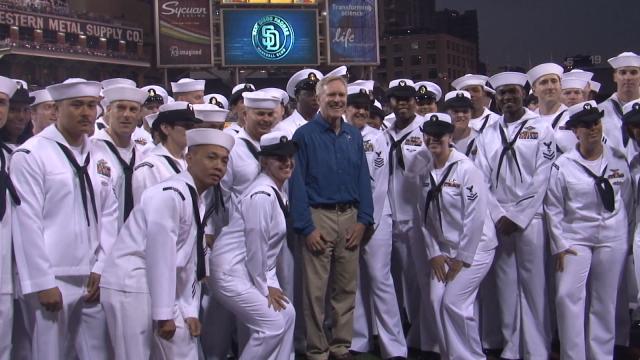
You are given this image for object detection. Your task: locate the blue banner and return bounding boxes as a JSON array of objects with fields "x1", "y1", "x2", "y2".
[
  {"x1": 221, "y1": 9, "x2": 318, "y2": 66},
  {"x1": 326, "y1": 0, "x2": 379, "y2": 65}
]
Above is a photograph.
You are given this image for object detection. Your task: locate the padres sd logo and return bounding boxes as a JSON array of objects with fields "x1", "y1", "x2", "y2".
[{"x1": 252, "y1": 15, "x2": 295, "y2": 61}]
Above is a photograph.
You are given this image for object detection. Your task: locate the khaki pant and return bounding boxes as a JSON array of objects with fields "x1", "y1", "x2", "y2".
[{"x1": 303, "y1": 207, "x2": 359, "y2": 360}]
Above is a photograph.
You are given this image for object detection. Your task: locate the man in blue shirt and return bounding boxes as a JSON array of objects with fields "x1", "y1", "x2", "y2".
[{"x1": 290, "y1": 75, "x2": 374, "y2": 360}]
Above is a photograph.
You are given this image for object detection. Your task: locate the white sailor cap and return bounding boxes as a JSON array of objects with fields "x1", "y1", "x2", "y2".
[
  {"x1": 451, "y1": 74, "x2": 489, "y2": 90},
  {"x1": 171, "y1": 78, "x2": 205, "y2": 93},
  {"x1": 0, "y1": 76, "x2": 19, "y2": 98},
  {"x1": 204, "y1": 94, "x2": 229, "y2": 109},
  {"x1": 47, "y1": 78, "x2": 102, "y2": 101},
  {"x1": 348, "y1": 80, "x2": 374, "y2": 93},
  {"x1": 141, "y1": 85, "x2": 169, "y2": 105},
  {"x1": 261, "y1": 87, "x2": 289, "y2": 106},
  {"x1": 563, "y1": 69, "x2": 593, "y2": 81},
  {"x1": 167, "y1": 96, "x2": 175, "y2": 104},
  {"x1": 589, "y1": 80, "x2": 601, "y2": 93},
  {"x1": 145, "y1": 113, "x2": 158, "y2": 128},
  {"x1": 102, "y1": 85, "x2": 148, "y2": 105},
  {"x1": 186, "y1": 128, "x2": 235, "y2": 151},
  {"x1": 488, "y1": 72, "x2": 528, "y2": 89},
  {"x1": 159, "y1": 101, "x2": 193, "y2": 113},
  {"x1": 561, "y1": 77, "x2": 589, "y2": 90},
  {"x1": 325, "y1": 66, "x2": 348, "y2": 78},
  {"x1": 232, "y1": 83, "x2": 256, "y2": 95},
  {"x1": 526, "y1": 63, "x2": 564, "y2": 85},
  {"x1": 347, "y1": 85, "x2": 371, "y2": 96},
  {"x1": 242, "y1": 91, "x2": 280, "y2": 110},
  {"x1": 608, "y1": 52, "x2": 640, "y2": 69},
  {"x1": 30, "y1": 89, "x2": 53, "y2": 106},
  {"x1": 101, "y1": 78, "x2": 136, "y2": 89},
  {"x1": 414, "y1": 81, "x2": 442, "y2": 101},
  {"x1": 193, "y1": 104, "x2": 228, "y2": 123},
  {"x1": 286, "y1": 69, "x2": 323, "y2": 98}
]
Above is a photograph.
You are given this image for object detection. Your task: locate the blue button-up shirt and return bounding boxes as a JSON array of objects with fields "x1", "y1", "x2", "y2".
[{"x1": 289, "y1": 112, "x2": 374, "y2": 236}]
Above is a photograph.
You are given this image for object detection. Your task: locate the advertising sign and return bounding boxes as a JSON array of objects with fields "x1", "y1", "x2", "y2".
[
  {"x1": 0, "y1": 8, "x2": 143, "y2": 42},
  {"x1": 221, "y1": 9, "x2": 318, "y2": 66},
  {"x1": 326, "y1": 0, "x2": 379, "y2": 65},
  {"x1": 155, "y1": 0, "x2": 213, "y2": 67}
]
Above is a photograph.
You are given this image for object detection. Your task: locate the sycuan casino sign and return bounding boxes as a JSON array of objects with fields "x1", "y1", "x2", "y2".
[
  {"x1": 155, "y1": 0, "x2": 213, "y2": 67},
  {"x1": 0, "y1": 8, "x2": 143, "y2": 42}
]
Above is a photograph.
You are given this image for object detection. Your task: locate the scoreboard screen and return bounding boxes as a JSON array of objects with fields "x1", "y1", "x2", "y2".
[{"x1": 221, "y1": 9, "x2": 319, "y2": 66}]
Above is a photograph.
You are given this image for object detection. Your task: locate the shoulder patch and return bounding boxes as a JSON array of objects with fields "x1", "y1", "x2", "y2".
[
  {"x1": 162, "y1": 186, "x2": 186, "y2": 201},
  {"x1": 13, "y1": 148, "x2": 30, "y2": 155},
  {"x1": 250, "y1": 190, "x2": 271, "y2": 199},
  {"x1": 135, "y1": 161, "x2": 154, "y2": 170}
]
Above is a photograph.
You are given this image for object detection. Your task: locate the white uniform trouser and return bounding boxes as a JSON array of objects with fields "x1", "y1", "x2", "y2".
[
  {"x1": 430, "y1": 247, "x2": 494, "y2": 360},
  {"x1": 101, "y1": 288, "x2": 152, "y2": 360},
  {"x1": 392, "y1": 219, "x2": 439, "y2": 352},
  {"x1": 495, "y1": 216, "x2": 550, "y2": 360},
  {"x1": 151, "y1": 308, "x2": 199, "y2": 360},
  {"x1": 556, "y1": 244, "x2": 627, "y2": 360},
  {"x1": 351, "y1": 210, "x2": 407, "y2": 358},
  {"x1": 22, "y1": 276, "x2": 110, "y2": 360},
  {"x1": 211, "y1": 271, "x2": 295, "y2": 360},
  {"x1": 0, "y1": 294, "x2": 12, "y2": 360}
]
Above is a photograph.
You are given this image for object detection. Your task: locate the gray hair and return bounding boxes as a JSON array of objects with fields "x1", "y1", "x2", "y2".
[{"x1": 315, "y1": 75, "x2": 347, "y2": 96}]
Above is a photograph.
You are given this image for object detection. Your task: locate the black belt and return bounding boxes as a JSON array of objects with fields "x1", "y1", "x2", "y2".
[{"x1": 312, "y1": 202, "x2": 356, "y2": 212}]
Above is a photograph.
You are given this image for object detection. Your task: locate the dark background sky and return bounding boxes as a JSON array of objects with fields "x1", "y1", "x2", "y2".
[{"x1": 434, "y1": 0, "x2": 640, "y2": 70}]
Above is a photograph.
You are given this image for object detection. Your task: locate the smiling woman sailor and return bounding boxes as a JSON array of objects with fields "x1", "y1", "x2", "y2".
[
  {"x1": 210, "y1": 131, "x2": 298, "y2": 360},
  {"x1": 544, "y1": 100, "x2": 634, "y2": 360},
  {"x1": 417, "y1": 113, "x2": 497, "y2": 360}
]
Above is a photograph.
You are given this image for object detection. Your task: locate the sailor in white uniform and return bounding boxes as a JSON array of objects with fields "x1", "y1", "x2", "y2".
[
  {"x1": 274, "y1": 69, "x2": 323, "y2": 138},
  {"x1": 100, "y1": 128, "x2": 233, "y2": 360},
  {"x1": 0, "y1": 76, "x2": 18, "y2": 360},
  {"x1": 476, "y1": 72, "x2": 556, "y2": 360},
  {"x1": 201, "y1": 91, "x2": 281, "y2": 360},
  {"x1": 94, "y1": 78, "x2": 136, "y2": 133},
  {"x1": 11, "y1": 78, "x2": 118, "y2": 360},
  {"x1": 450, "y1": 73, "x2": 503, "y2": 352},
  {"x1": 347, "y1": 81, "x2": 406, "y2": 359},
  {"x1": 29, "y1": 89, "x2": 56, "y2": 135},
  {"x1": 444, "y1": 90, "x2": 482, "y2": 161},
  {"x1": 210, "y1": 131, "x2": 297, "y2": 360},
  {"x1": 171, "y1": 78, "x2": 205, "y2": 105},
  {"x1": 545, "y1": 101, "x2": 633, "y2": 360},
  {"x1": 224, "y1": 83, "x2": 256, "y2": 136},
  {"x1": 132, "y1": 102, "x2": 201, "y2": 202},
  {"x1": 413, "y1": 81, "x2": 441, "y2": 116},
  {"x1": 599, "y1": 52, "x2": 640, "y2": 153},
  {"x1": 417, "y1": 113, "x2": 497, "y2": 360},
  {"x1": 599, "y1": 52, "x2": 640, "y2": 348},
  {"x1": 527, "y1": 63, "x2": 567, "y2": 126},
  {"x1": 378, "y1": 79, "x2": 438, "y2": 354},
  {"x1": 90, "y1": 85, "x2": 148, "y2": 228}
]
